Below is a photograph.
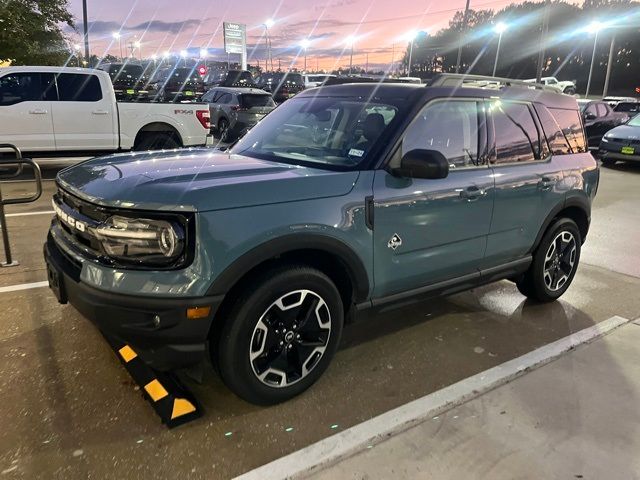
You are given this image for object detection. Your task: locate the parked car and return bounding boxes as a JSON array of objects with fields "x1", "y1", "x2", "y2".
[
  {"x1": 578, "y1": 99, "x2": 629, "y2": 149},
  {"x1": 598, "y1": 113, "x2": 640, "y2": 166},
  {"x1": 148, "y1": 67, "x2": 206, "y2": 102},
  {"x1": 524, "y1": 76, "x2": 576, "y2": 95},
  {"x1": 612, "y1": 101, "x2": 640, "y2": 115},
  {"x1": 44, "y1": 75, "x2": 597, "y2": 406},
  {"x1": 303, "y1": 74, "x2": 335, "y2": 88},
  {"x1": 204, "y1": 69, "x2": 256, "y2": 89},
  {"x1": 603, "y1": 96, "x2": 638, "y2": 107},
  {"x1": 202, "y1": 87, "x2": 275, "y2": 141},
  {"x1": 95, "y1": 62, "x2": 150, "y2": 99},
  {"x1": 255, "y1": 72, "x2": 305, "y2": 103},
  {"x1": 0, "y1": 66, "x2": 212, "y2": 153}
]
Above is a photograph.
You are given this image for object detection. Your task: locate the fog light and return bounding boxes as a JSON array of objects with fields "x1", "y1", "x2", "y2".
[{"x1": 187, "y1": 306, "x2": 211, "y2": 320}]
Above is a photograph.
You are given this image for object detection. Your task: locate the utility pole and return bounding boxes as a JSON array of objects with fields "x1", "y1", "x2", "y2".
[
  {"x1": 455, "y1": 0, "x2": 471, "y2": 73},
  {"x1": 82, "y1": 0, "x2": 90, "y2": 63},
  {"x1": 390, "y1": 43, "x2": 395, "y2": 74},
  {"x1": 365, "y1": 52, "x2": 369, "y2": 73},
  {"x1": 536, "y1": 1, "x2": 550, "y2": 83},
  {"x1": 603, "y1": 34, "x2": 616, "y2": 98}
]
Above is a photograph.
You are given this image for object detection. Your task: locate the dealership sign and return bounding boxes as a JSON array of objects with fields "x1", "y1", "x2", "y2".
[{"x1": 223, "y1": 22, "x2": 246, "y2": 55}]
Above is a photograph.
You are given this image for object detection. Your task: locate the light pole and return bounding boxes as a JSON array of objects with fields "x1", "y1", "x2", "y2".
[
  {"x1": 492, "y1": 22, "x2": 508, "y2": 77},
  {"x1": 112, "y1": 32, "x2": 123, "y2": 60},
  {"x1": 585, "y1": 20, "x2": 603, "y2": 98},
  {"x1": 405, "y1": 30, "x2": 417, "y2": 76},
  {"x1": 81, "y1": 0, "x2": 90, "y2": 61},
  {"x1": 180, "y1": 50, "x2": 188, "y2": 67},
  {"x1": 602, "y1": 34, "x2": 616, "y2": 98},
  {"x1": 264, "y1": 19, "x2": 274, "y2": 71},
  {"x1": 163, "y1": 51, "x2": 170, "y2": 66},
  {"x1": 345, "y1": 35, "x2": 356, "y2": 74},
  {"x1": 134, "y1": 40, "x2": 141, "y2": 60},
  {"x1": 73, "y1": 44, "x2": 82, "y2": 67},
  {"x1": 299, "y1": 38, "x2": 310, "y2": 72},
  {"x1": 200, "y1": 48, "x2": 208, "y2": 68},
  {"x1": 455, "y1": 0, "x2": 471, "y2": 73}
]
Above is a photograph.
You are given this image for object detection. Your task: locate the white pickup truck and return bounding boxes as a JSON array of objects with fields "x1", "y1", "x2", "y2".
[
  {"x1": 0, "y1": 66, "x2": 213, "y2": 154},
  {"x1": 524, "y1": 76, "x2": 577, "y2": 95}
]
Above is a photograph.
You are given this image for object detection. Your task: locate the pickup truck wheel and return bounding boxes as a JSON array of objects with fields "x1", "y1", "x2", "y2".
[
  {"x1": 216, "y1": 266, "x2": 344, "y2": 405},
  {"x1": 563, "y1": 87, "x2": 576, "y2": 95},
  {"x1": 517, "y1": 218, "x2": 581, "y2": 302},
  {"x1": 134, "y1": 132, "x2": 180, "y2": 151}
]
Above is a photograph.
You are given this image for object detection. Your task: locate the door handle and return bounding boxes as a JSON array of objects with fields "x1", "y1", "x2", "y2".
[
  {"x1": 29, "y1": 109, "x2": 48, "y2": 114},
  {"x1": 92, "y1": 110, "x2": 109, "y2": 115},
  {"x1": 538, "y1": 177, "x2": 556, "y2": 191},
  {"x1": 460, "y1": 186, "x2": 485, "y2": 202}
]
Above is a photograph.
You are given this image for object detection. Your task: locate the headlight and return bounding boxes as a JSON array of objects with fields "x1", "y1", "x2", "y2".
[{"x1": 93, "y1": 215, "x2": 185, "y2": 265}]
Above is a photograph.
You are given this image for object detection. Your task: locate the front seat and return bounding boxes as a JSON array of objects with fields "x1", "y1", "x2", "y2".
[{"x1": 355, "y1": 113, "x2": 386, "y2": 152}]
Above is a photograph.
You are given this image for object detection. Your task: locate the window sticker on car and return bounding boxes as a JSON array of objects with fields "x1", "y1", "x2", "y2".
[{"x1": 348, "y1": 148, "x2": 365, "y2": 157}]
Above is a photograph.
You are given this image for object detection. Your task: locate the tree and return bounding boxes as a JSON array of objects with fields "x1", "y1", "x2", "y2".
[{"x1": 0, "y1": 0, "x2": 74, "y2": 65}]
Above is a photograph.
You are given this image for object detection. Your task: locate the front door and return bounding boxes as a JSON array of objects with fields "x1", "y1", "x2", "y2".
[
  {"x1": 51, "y1": 73, "x2": 117, "y2": 150},
  {"x1": 373, "y1": 99, "x2": 494, "y2": 298},
  {"x1": 0, "y1": 72, "x2": 56, "y2": 152}
]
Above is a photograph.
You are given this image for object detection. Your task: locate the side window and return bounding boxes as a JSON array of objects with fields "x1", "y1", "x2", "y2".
[
  {"x1": 402, "y1": 100, "x2": 482, "y2": 169},
  {"x1": 219, "y1": 93, "x2": 232, "y2": 104},
  {"x1": 584, "y1": 103, "x2": 598, "y2": 118},
  {"x1": 56, "y1": 74, "x2": 102, "y2": 102},
  {"x1": 0, "y1": 73, "x2": 55, "y2": 106},
  {"x1": 549, "y1": 108, "x2": 588, "y2": 153},
  {"x1": 491, "y1": 101, "x2": 540, "y2": 164},
  {"x1": 534, "y1": 104, "x2": 571, "y2": 155},
  {"x1": 596, "y1": 102, "x2": 609, "y2": 117}
]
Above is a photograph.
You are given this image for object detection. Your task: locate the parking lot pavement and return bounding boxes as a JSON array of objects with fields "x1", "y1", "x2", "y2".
[
  {"x1": 0, "y1": 164, "x2": 639, "y2": 479},
  {"x1": 308, "y1": 319, "x2": 640, "y2": 480}
]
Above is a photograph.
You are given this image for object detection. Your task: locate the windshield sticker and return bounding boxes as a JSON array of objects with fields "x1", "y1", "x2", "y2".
[{"x1": 348, "y1": 148, "x2": 365, "y2": 157}]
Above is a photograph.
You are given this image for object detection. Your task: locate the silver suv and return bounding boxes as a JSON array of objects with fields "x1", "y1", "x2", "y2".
[{"x1": 202, "y1": 87, "x2": 275, "y2": 141}]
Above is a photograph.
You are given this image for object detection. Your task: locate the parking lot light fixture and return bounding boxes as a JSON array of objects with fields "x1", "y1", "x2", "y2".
[
  {"x1": 492, "y1": 22, "x2": 508, "y2": 77},
  {"x1": 112, "y1": 32, "x2": 123, "y2": 60},
  {"x1": 404, "y1": 30, "x2": 419, "y2": 76},
  {"x1": 585, "y1": 21, "x2": 605, "y2": 97},
  {"x1": 300, "y1": 39, "x2": 311, "y2": 71},
  {"x1": 345, "y1": 35, "x2": 356, "y2": 74},
  {"x1": 264, "y1": 19, "x2": 275, "y2": 71}
]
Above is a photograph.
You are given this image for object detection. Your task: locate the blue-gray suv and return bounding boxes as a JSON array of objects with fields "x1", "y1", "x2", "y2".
[{"x1": 44, "y1": 75, "x2": 599, "y2": 405}]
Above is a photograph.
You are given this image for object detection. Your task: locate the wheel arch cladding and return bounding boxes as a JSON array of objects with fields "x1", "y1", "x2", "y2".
[
  {"x1": 207, "y1": 234, "x2": 371, "y2": 310},
  {"x1": 532, "y1": 196, "x2": 590, "y2": 252}
]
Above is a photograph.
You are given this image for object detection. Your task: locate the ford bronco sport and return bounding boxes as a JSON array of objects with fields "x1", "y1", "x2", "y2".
[{"x1": 44, "y1": 74, "x2": 598, "y2": 405}]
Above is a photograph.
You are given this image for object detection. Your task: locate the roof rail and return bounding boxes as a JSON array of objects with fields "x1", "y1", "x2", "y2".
[{"x1": 426, "y1": 73, "x2": 555, "y2": 92}]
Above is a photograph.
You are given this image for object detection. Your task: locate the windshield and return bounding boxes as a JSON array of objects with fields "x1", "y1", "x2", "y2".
[
  {"x1": 230, "y1": 95, "x2": 400, "y2": 170},
  {"x1": 628, "y1": 114, "x2": 640, "y2": 127},
  {"x1": 171, "y1": 68, "x2": 201, "y2": 82},
  {"x1": 110, "y1": 65, "x2": 144, "y2": 79}
]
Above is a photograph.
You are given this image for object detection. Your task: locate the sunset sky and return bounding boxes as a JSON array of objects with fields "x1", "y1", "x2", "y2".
[{"x1": 67, "y1": 0, "x2": 523, "y2": 70}]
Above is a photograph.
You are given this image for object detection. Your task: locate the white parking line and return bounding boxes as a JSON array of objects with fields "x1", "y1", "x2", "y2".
[
  {"x1": 235, "y1": 315, "x2": 631, "y2": 480},
  {"x1": 0, "y1": 281, "x2": 49, "y2": 294},
  {"x1": 5, "y1": 210, "x2": 55, "y2": 217}
]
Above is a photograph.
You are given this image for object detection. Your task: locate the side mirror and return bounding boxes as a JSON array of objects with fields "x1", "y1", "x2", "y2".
[
  {"x1": 584, "y1": 112, "x2": 597, "y2": 121},
  {"x1": 393, "y1": 149, "x2": 449, "y2": 180}
]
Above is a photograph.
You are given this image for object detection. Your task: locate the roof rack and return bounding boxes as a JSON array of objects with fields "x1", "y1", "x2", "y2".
[{"x1": 426, "y1": 73, "x2": 556, "y2": 92}]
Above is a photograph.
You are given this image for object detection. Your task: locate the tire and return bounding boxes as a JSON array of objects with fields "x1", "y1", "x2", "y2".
[
  {"x1": 134, "y1": 132, "x2": 180, "y2": 151},
  {"x1": 517, "y1": 218, "x2": 581, "y2": 302},
  {"x1": 218, "y1": 118, "x2": 230, "y2": 142},
  {"x1": 215, "y1": 265, "x2": 344, "y2": 405},
  {"x1": 601, "y1": 158, "x2": 617, "y2": 167},
  {"x1": 563, "y1": 87, "x2": 576, "y2": 95}
]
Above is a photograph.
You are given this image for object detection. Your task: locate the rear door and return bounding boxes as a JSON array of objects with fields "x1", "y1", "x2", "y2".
[
  {"x1": 373, "y1": 98, "x2": 494, "y2": 298},
  {"x1": 484, "y1": 99, "x2": 564, "y2": 268},
  {"x1": 51, "y1": 72, "x2": 117, "y2": 150},
  {"x1": 0, "y1": 72, "x2": 56, "y2": 151}
]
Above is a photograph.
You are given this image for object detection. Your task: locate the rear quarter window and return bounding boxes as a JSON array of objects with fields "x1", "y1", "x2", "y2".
[
  {"x1": 534, "y1": 104, "x2": 571, "y2": 155},
  {"x1": 548, "y1": 107, "x2": 587, "y2": 153}
]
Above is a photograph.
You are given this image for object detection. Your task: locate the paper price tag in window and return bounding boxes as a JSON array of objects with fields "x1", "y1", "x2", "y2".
[{"x1": 348, "y1": 148, "x2": 365, "y2": 157}]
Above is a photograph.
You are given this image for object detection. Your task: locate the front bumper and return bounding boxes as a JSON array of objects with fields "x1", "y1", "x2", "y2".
[
  {"x1": 599, "y1": 142, "x2": 640, "y2": 162},
  {"x1": 44, "y1": 235, "x2": 223, "y2": 371}
]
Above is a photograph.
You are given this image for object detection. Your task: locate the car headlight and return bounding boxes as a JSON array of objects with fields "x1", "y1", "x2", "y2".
[{"x1": 93, "y1": 215, "x2": 185, "y2": 265}]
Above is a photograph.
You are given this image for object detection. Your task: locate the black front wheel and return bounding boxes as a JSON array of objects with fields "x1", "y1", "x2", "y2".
[
  {"x1": 215, "y1": 266, "x2": 344, "y2": 405},
  {"x1": 218, "y1": 118, "x2": 230, "y2": 142},
  {"x1": 517, "y1": 218, "x2": 581, "y2": 302}
]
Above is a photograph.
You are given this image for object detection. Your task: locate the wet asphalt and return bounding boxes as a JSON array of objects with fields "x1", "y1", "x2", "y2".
[{"x1": 0, "y1": 162, "x2": 638, "y2": 479}]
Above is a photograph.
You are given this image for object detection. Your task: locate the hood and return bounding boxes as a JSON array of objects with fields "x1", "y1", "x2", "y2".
[
  {"x1": 57, "y1": 150, "x2": 359, "y2": 212},
  {"x1": 606, "y1": 124, "x2": 640, "y2": 139}
]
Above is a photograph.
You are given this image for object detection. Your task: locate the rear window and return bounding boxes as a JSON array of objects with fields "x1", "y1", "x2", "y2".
[
  {"x1": 284, "y1": 74, "x2": 304, "y2": 85},
  {"x1": 171, "y1": 68, "x2": 201, "y2": 82},
  {"x1": 56, "y1": 74, "x2": 102, "y2": 102},
  {"x1": 548, "y1": 108, "x2": 587, "y2": 153},
  {"x1": 110, "y1": 65, "x2": 144, "y2": 79},
  {"x1": 240, "y1": 94, "x2": 275, "y2": 108}
]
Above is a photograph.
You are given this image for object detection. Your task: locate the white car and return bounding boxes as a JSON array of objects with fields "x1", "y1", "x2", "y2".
[
  {"x1": 0, "y1": 66, "x2": 213, "y2": 154},
  {"x1": 524, "y1": 76, "x2": 576, "y2": 95},
  {"x1": 303, "y1": 74, "x2": 336, "y2": 88}
]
